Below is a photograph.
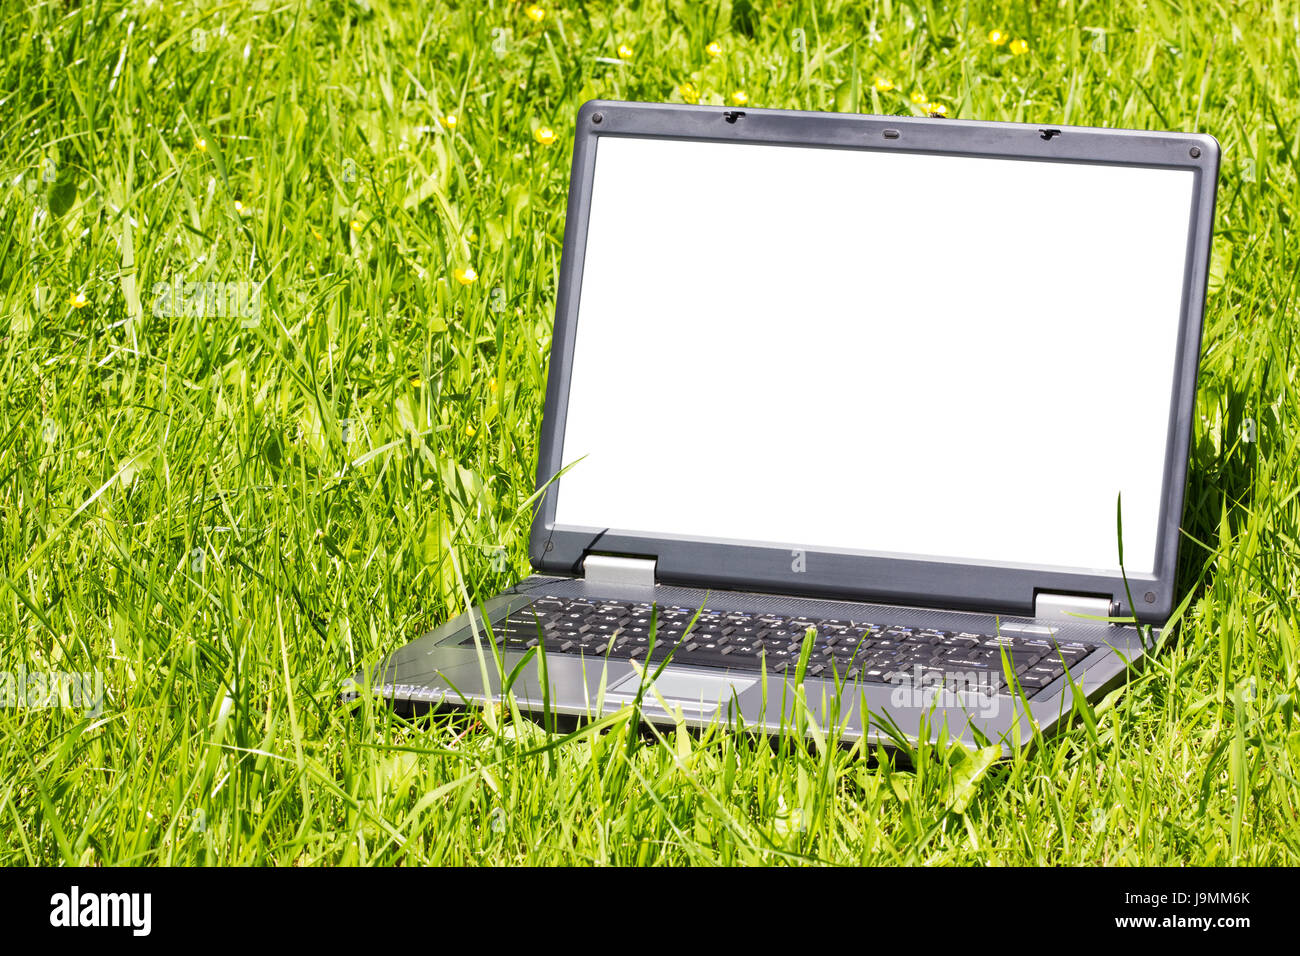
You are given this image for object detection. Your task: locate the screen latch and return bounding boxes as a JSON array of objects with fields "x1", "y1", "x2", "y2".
[
  {"x1": 1034, "y1": 591, "x2": 1115, "y2": 623},
  {"x1": 583, "y1": 554, "x2": 657, "y2": 588}
]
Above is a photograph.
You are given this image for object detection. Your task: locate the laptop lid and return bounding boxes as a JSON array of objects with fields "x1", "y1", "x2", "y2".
[{"x1": 530, "y1": 101, "x2": 1219, "y2": 624}]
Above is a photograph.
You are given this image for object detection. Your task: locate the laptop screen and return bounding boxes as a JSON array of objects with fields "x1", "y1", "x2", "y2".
[{"x1": 553, "y1": 135, "x2": 1196, "y2": 575}]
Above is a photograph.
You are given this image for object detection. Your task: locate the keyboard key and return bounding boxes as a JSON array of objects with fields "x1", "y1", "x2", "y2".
[{"x1": 1013, "y1": 675, "x2": 1049, "y2": 691}]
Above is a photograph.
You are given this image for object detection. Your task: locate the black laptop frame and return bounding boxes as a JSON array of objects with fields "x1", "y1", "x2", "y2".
[{"x1": 528, "y1": 100, "x2": 1220, "y2": 625}]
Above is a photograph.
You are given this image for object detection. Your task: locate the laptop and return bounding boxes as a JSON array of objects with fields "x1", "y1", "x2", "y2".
[{"x1": 352, "y1": 100, "x2": 1220, "y2": 750}]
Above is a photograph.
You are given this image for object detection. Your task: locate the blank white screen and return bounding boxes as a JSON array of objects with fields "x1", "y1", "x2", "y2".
[{"x1": 555, "y1": 136, "x2": 1194, "y2": 574}]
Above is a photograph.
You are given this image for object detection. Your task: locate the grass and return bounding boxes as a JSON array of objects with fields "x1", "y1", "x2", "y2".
[{"x1": 1, "y1": 0, "x2": 1298, "y2": 865}]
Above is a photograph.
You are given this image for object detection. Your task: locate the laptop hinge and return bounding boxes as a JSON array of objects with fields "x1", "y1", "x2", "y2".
[
  {"x1": 1034, "y1": 591, "x2": 1115, "y2": 624},
  {"x1": 582, "y1": 554, "x2": 657, "y2": 588}
]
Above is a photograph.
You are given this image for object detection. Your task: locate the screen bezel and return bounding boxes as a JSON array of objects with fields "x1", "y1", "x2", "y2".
[{"x1": 529, "y1": 100, "x2": 1219, "y2": 624}]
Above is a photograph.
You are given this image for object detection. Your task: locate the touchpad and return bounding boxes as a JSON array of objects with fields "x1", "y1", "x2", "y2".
[{"x1": 608, "y1": 670, "x2": 755, "y2": 708}]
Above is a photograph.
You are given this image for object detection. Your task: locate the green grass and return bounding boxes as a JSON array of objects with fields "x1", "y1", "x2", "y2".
[{"x1": 1, "y1": 0, "x2": 1298, "y2": 865}]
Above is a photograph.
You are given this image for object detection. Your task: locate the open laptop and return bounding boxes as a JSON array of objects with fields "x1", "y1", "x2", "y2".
[{"x1": 354, "y1": 100, "x2": 1220, "y2": 750}]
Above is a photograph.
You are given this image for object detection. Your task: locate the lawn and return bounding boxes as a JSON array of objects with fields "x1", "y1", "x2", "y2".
[{"x1": 1, "y1": 0, "x2": 1297, "y2": 865}]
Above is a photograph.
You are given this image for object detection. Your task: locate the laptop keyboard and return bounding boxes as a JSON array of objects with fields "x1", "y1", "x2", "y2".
[{"x1": 458, "y1": 596, "x2": 1099, "y2": 695}]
